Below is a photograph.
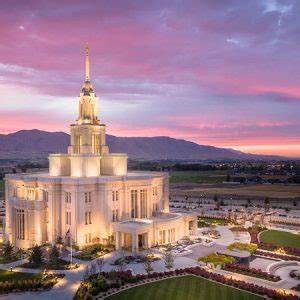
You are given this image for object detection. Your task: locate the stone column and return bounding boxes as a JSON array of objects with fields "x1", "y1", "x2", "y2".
[
  {"x1": 115, "y1": 231, "x2": 120, "y2": 250},
  {"x1": 132, "y1": 233, "x2": 138, "y2": 253}
]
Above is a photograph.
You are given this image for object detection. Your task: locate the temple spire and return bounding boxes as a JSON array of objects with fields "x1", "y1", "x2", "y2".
[{"x1": 85, "y1": 44, "x2": 90, "y2": 81}]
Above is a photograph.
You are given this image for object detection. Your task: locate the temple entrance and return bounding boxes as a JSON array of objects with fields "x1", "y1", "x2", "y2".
[
  {"x1": 138, "y1": 234, "x2": 143, "y2": 249},
  {"x1": 138, "y1": 233, "x2": 148, "y2": 250}
]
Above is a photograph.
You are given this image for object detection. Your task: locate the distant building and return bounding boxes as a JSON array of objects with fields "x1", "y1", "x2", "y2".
[{"x1": 5, "y1": 46, "x2": 197, "y2": 251}]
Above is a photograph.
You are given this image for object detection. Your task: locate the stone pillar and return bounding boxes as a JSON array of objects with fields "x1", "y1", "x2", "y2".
[
  {"x1": 193, "y1": 220, "x2": 198, "y2": 235},
  {"x1": 115, "y1": 231, "x2": 120, "y2": 250},
  {"x1": 132, "y1": 233, "x2": 138, "y2": 253},
  {"x1": 121, "y1": 232, "x2": 124, "y2": 249}
]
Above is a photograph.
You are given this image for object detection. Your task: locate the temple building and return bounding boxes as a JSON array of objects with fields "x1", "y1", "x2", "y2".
[{"x1": 5, "y1": 46, "x2": 197, "y2": 252}]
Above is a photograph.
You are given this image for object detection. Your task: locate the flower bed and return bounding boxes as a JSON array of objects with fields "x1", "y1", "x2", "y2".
[
  {"x1": 0, "y1": 273, "x2": 64, "y2": 294},
  {"x1": 223, "y1": 264, "x2": 281, "y2": 282},
  {"x1": 227, "y1": 242, "x2": 257, "y2": 254},
  {"x1": 198, "y1": 253, "x2": 235, "y2": 267},
  {"x1": 75, "y1": 267, "x2": 299, "y2": 300},
  {"x1": 259, "y1": 243, "x2": 300, "y2": 257},
  {"x1": 21, "y1": 258, "x2": 77, "y2": 270},
  {"x1": 255, "y1": 250, "x2": 300, "y2": 262},
  {"x1": 73, "y1": 243, "x2": 113, "y2": 260}
]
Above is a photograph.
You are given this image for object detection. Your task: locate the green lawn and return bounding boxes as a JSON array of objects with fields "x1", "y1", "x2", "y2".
[
  {"x1": 260, "y1": 230, "x2": 300, "y2": 249},
  {"x1": 170, "y1": 171, "x2": 226, "y2": 184},
  {"x1": 0, "y1": 269, "x2": 41, "y2": 281},
  {"x1": 107, "y1": 275, "x2": 262, "y2": 300}
]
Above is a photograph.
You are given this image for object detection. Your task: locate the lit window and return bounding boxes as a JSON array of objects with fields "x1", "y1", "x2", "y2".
[
  {"x1": 85, "y1": 192, "x2": 92, "y2": 203},
  {"x1": 66, "y1": 211, "x2": 71, "y2": 225},
  {"x1": 65, "y1": 192, "x2": 71, "y2": 203}
]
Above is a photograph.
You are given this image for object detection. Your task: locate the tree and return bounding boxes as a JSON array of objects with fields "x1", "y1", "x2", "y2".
[
  {"x1": 264, "y1": 197, "x2": 270, "y2": 213},
  {"x1": 96, "y1": 256, "x2": 105, "y2": 274},
  {"x1": 2, "y1": 241, "x2": 14, "y2": 260},
  {"x1": 142, "y1": 253, "x2": 153, "y2": 275},
  {"x1": 29, "y1": 245, "x2": 43, "y2": 266},
  {"x1": 213, "y1": 195, "x2": 218, "y2": 203},
  {"x1": 163, "y1": 250, "x2": 174, "y2": 271},
  {"x1": 49, "y1": 245, "x2": 60, "y2": 265}
]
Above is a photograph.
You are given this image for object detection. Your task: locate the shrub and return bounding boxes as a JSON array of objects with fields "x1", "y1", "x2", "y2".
[
  {"x1": 227, "y1": 242, "x2": 257, "y2": 254},
  {"x1": 198, "y1": 253, "x2": 235, "y2": 267}
]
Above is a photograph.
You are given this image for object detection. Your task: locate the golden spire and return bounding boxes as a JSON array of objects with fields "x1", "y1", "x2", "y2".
[{"x1": 85, "y1": 44, "x2": 90, "y2": 81}]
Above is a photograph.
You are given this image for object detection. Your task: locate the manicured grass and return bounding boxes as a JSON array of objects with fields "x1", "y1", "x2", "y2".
[
  {"x1": 0, "y1": 269, "x2": 41, "y2": 281},
  {"x1": 185, "y1": 184, "x2": 300, "y2": 198},
  {"x1": 107, "y1": 275, "x2": 263, "y2": 300},
  {"x1": 260, "y1": 230, "x2": 300, "y2": 250},
  {"x1": 170, "y1": 171, "x2": 226, "y2": 184}
]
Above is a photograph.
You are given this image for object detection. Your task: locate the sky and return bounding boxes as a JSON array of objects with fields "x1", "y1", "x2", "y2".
[{"x1": 0, "y1": 0, "x2": 300, "y2": 158}]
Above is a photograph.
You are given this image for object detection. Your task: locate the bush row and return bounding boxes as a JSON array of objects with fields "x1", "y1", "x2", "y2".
[
  {"x1": 0, "y1": 275, "x2": 62, "y2": 294},
  {"x1": 223, "y1": 264, "x2": 281, "y2": 282},
  {"x1": 259, "y1": 243, "x2": 300, "y2": 256},
  {"x1": 255, "y1": 249, "x2": 300, "y2": 261}
]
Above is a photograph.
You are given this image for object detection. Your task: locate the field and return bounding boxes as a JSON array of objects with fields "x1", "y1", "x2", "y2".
[
  {"x1": 170, "y1": 171, "x2": 226, "y2": 184},
  {"x1": 107, "y1": 275, "x2": 262, "y2": 300},
  {"x1": 260, "y1": 230, "x2": 300, "y2": 249},
  {"x1": 0, "y1": 269, "x2": 41, "y2": 281},
  {"x1": 183, "y1": 184, "x2": 300, "y2": 199}
]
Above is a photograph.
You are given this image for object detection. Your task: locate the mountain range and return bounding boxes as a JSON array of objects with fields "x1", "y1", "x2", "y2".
[{"x1": 0, "y1": 129, "x2": 282, "y2": 161}]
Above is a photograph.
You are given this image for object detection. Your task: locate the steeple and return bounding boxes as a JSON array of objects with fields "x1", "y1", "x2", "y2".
[
  {"x1": 85, "y1": 44, "x2": 90, "y2": 81},
  {"x1": 76, "y1": 45, "x2": 99, "y2": 125}
]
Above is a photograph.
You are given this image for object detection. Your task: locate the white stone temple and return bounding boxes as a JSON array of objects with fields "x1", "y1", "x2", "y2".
[{"x1": 5, "y1": 46, "x2": 197, "y2": 252}]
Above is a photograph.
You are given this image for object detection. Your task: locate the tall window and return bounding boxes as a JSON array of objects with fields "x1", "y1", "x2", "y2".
[
  {"x1": 85, "y1": 212, "x2": 92, "y2": 225},
  {"x1": 85, "y1": 233, "x2": 92, "y2": 244},
  {"x1": 13, "y1": 187, "x2": 17, "y2": 197},
  {"x1": 74, "y1": 135, "x2": 82, "y2": 154},
  {"x1": 140, "y1": 189, "x2": 147, "y2": 218},
  {"x1": 112, "y1": 209, "x2": 119, "y2": 222},
  {"x1": 159, "y1": 230, "x2": 166, "y2": 244},
  {"x1": 112, "y1": 190, "x2": 119, "y2": 202},
  {"x1": 43, "y1": 190, "x2": 49, "y2": 202},
  {"x1": 152, "y1": 186, "x2": 158, "y2": 196},
  {"x1": 65, "y1": 192, "x2": 71, "y2": 203},
  {"x1": 168, "y1": 228, "x2": 175, "y2": 243},
  {"x1": 131, "y1": 190, "x2": 138, "y2": 218},
  {"x1": 66, "y1": 211, "x2": 71, "y2": 225},
  {"x1": 85, "y1": 192, "x2": 92, "y2": 203},
  {"x1": 92, "y1": 135, "x2": 100, "y2": 154},
  {"x1": 16, "y1": 209, "x2": 25, "y2": 240}
]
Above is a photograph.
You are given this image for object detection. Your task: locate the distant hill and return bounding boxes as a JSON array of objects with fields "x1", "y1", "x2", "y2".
[{"x1": 0, "y1": 129, "x2": 282, "y2": 161}]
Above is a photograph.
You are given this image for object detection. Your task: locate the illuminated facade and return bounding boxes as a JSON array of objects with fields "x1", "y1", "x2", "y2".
[{"x1": 5, "y1": 47, "x2": 197, "y2": 251}]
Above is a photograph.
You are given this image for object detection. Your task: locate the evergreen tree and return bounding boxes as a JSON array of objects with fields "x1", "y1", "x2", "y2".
[
  {"x1": 2, "y1": 241, "x2": 14, "y2": 260},
  {"x1": 49, "y1": 245, "x2": 60, "y2": 265},
  {"x1": 29, "y1": 245, "x2": 43, "y2": 266}
]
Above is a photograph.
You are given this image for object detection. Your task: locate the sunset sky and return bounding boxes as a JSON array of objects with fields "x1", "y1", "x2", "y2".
[{"x1": 0, "y1": 0, "x2": 299, "y2": 157}]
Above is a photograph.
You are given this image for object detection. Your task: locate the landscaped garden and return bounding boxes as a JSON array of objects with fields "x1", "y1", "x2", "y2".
[
  {"x1": 106, "y1": 275, "x2": 263, "y2": 300},
  {"x1": 259, "y1": 230, "x2": 300, "y2": 250},
  {"x1": 21, "y1": 244, "x2": 77, "y2": 270},
  {"x1": 75, "y1": 267, "x2": 298, "y2": 299}
]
